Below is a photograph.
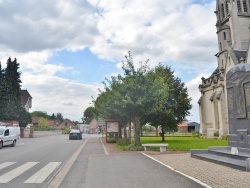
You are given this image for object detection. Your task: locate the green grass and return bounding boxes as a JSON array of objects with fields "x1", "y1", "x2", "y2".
[{"x1": 140, "y1": 137, "x2": 228, "y2": 151}]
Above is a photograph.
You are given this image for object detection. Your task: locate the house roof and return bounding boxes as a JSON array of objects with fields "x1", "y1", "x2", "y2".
[
  {"x1": 20, "y1": 90, "x2": 32, "y2": 106},
  {"x1": 178, "y1": 122, "x2": 188, "y2": 127}
]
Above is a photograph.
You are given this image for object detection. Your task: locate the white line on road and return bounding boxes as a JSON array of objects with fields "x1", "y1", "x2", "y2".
[
  {"x1": 24, "y1": 162, "x2": 61, "y2": 183},
  {"x1": 0, "y1": 162, "x2": 38, "y2": 183},
  {"x1": 0, "y1": 162, "x2": 16, "y2": 170}
]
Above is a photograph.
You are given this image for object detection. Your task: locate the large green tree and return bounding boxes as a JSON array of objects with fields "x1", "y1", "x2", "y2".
[
  {"x1": 143, "y1": 64, "x2": 192, "y2": 141},
  {"x1": 83, "y1": 106, "x2": 98, "y2": 124}
]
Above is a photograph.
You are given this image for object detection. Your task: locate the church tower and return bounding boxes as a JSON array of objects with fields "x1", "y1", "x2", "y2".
[{"x1": 199, "y1": 0, "x2": 250, "y2": 136}]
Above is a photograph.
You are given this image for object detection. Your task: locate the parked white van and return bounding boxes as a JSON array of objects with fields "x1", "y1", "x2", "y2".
[{"x1": 0, "y1": 126, "x2": 20, "y2": 149}]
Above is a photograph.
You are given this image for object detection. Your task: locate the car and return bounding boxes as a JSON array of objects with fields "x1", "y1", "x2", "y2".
[
  {"x1": 69, "y1": 129, "x2": 82, "y2": 140},
  {"x1": 87, "y1": 130, "x2": 93, "y2": 134},
  {"x1": 0, "y1": 125, "x2": 20, "y2": 149}
]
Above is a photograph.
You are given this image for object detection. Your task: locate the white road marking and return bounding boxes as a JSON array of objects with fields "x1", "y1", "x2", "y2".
[
  {"x1": 24, "y1": 162, "x2": 61, "y2": 183},
  {"x1": 0, "y1": 162, "x2": 16, "y2": 170},
  {"x1": 0, "y1": 162, "x2": 38, "y2": 183}
]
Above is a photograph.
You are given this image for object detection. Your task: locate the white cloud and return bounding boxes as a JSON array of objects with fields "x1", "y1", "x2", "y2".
[{"x1": 0, "y1": 0, "x2": 218, "y2": 122}]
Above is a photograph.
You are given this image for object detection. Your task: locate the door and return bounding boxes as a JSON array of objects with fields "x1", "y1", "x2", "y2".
[{"x1": 3, "y1": 129, "x2": 12, "y2": 146}]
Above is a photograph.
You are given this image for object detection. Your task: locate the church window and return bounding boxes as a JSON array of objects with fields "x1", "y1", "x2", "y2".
[
  {"x1": 243, "y1": 0, "x2": 248, "y2": 12},
  {"x1": 220, "y1": 42, "x2": 222, "y2": 51},
  {"x1": 221, "y1": 4, "x2": 225, "y2": 18},
  {"x1": 223, "y1": 32, "x2": 226, "y2": 40},
  {"x1": 237, "y1": 0, "x2": 242, "y2": 12}
]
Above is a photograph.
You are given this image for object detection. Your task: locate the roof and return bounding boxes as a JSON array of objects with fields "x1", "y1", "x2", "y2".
[
  {"x1": 178, "y1": 122, "x2": 188, "y2": 127},
  {"x1": 20, "y1": 90, "x2": 32, "y2": 106},
  {"x1": 234, "y1": 50, "x2": 247, "y2": 63}
]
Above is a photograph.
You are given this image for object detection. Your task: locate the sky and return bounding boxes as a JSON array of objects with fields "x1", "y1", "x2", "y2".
[{"x1": 0, "y1": 0, "x2": 218, "y2": 123}]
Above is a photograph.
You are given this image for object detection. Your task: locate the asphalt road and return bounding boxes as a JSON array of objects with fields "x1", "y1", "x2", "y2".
[
  {"x1": 0, "y1": 134, "x2": 84, "y2": 188},
  {"x1": 0, "y1": 133, "x2": 205, "y2": 188}
]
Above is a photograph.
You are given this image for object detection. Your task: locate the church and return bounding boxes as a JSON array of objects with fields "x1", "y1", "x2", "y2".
[{"x1": 199, "y1": 0, "x2": 250, "y2": 136}]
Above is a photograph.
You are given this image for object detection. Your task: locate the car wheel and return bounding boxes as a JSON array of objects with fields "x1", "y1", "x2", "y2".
[
  {"x1": 0, "y1": 141, "x2": 2, "y2": 149},
  {"x1": 11, "y1": 140, "x2": 16, "y2": 147}
]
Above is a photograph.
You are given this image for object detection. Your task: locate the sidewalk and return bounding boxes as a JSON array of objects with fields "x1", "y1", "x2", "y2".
[{"x1": 102, "y1": 140, "x2": 250, "y2": 188}]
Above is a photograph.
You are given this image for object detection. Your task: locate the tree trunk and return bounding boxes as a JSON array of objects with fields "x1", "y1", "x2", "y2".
[
  {"x1": 123, "y1": 123, "x2": 127, "y2": 139},
  {"x1": 161, "y1": 126, "x2": 165, "y2": 142},
  {"x1": 141, "y1": 127, "x2": 143, "y2": 137},
  {"x1": 134, "y1": 119, "x2": 141, "y2": 146},
  {"x1": 128, "y1": 120, "x2": 131, "y2": 143}
]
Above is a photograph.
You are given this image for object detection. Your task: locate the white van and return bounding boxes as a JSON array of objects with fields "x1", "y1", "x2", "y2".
[{"x1": 0, "y1": 126, "x2": 20, "y2": 149}]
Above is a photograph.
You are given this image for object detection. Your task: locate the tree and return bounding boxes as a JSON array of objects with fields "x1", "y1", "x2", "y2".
[
  {"x1": 38, "y1": 117, "x2": 48, "y2": 127},
  {"x1": 83, "y1": 106, "x2": 98, "y2": 124},
  {"x1": 30, "y1": 111, "x2": 49, "y2": 118},
  {"x1": 1, "y1": 58, "x2": 22, "y2": 120},
  {"x1": 143, "y1": 64, "x2": 192, "y2": 141},
  {"x1": 51, "y1": 113, "x2": 56, "y2": 119},
  {"x1": 55, "y1": 113, "x2": 64, "y2": 123},
  {"x1": 0, "y1": 62, "x2": 5, "y2": 119},
  {"x1": 19, "y1": 108, "x2": 32, "y2": 127}
]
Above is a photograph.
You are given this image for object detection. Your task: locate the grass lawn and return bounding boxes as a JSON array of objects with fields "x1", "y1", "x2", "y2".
[{"x1": 140, "y1": 137, "x2": 228, "y2": 151}]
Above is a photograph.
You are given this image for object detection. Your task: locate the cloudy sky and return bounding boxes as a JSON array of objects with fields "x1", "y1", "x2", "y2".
[{"x1": 0, "y1": 0, "x2": 218, "y2": 122}]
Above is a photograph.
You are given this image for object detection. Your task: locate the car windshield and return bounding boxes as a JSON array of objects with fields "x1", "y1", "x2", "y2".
[{"x1": 0, "y1": 128, "x2": 4, "y2": 135}]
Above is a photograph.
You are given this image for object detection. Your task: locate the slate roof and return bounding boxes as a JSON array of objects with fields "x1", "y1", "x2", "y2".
[
  {"x1": 20, "y1": 90, "x2": 32, "y2": 106},
  {"x1": 234, "y1": 50, "x2": 247, "y2": 62}
]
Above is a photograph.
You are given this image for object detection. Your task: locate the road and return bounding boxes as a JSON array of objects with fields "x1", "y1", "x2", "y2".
[
  {"x1": 0, "y1": 133, "x2": 205, "y2": 188},
  {"x1": 0, "y1": 133, "x2": 85, "y2": 188}
]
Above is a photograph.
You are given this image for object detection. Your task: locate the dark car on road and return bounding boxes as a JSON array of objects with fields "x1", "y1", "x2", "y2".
[{"x1": 69, "y1": 129, "x2": 82, "y2": 140}]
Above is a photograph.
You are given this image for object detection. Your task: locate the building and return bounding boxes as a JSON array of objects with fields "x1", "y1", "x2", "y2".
[
  {"x1": 57, "y1": 119, "x2": 77, "y2": 130},
  {"x1": 199, "y1": 0, "x2": 250, "y2": 136},
  {"x1": 20, "y1": 90, "x2": 32, "y2": 112},
  {"x1": 178, "y1": 122, "x2": 200, "y2": 133}
]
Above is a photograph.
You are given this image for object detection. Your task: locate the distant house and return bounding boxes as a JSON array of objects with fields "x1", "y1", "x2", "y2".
[
  {"x1": 57, "y1": 119, "x2": 77, "y2": 130},
  {"x1": 32, "y1": 117, "x2": 58, "y2": 127},
  {"x1": 89, "y1": 119, "x2": 98, "y2": 133},
  {"x1": 20, "y1": 90, "x2": 32, "y2": 112},
  {"x1": 178, "y1": 122, "x2": 188, "y2": 133},
  {"x1": 178, "y1": 122, "x2": 200, "y2": 133}
]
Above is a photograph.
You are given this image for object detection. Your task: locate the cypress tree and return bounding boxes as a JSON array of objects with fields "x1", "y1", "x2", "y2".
[
  {"x1": 0, "y1": 62, "x2": 5, "y2": 119},
  {"x1": 3, "y1": 58, "x2": 22, "y2": 120}
]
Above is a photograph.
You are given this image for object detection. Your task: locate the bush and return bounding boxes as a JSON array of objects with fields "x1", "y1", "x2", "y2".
[
  {"x1": 213, "y1": 131, "x2": 219, "y2": 137},
  {"x1": 126, "y1": 144, "x2": 144, "y2": 151},
  {"x1": 116, "y1": 138, "x2": 130, "y2": 146},
  {"x1": 221, "y1": 134, "x2": 228, "y2": 140},
  {"x1": 62, "y1": 128, "x2": 70, "y2": 134},
  {"x1": 107, "y1": 138, "x2": 116, "y2": 143}
]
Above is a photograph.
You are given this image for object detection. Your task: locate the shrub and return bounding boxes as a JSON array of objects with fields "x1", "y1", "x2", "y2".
[
  {"x1": 62, "y1": 128, "x2": 70, "y2": 134},
  {"x1": 213, "y1": 131, "x2": 219, "y2": 137},
  {"x1": 191, "y1": 130, "x2": 198, "y2": 137},
  {"x1": 107, "y1": 138, "x2": 116, "y2": 143},
  {"x1": 116, "y1": 138, "x2": 130, "y2": 146},
  {"x1": 221, "y1": 134, "x2": 228, "y2": 140},
  {"x1": 126, "y1": 144, "x2": 144, "y2": 151}
]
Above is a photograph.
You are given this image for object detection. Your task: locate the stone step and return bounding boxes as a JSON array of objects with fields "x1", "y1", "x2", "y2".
[
  {"x1": 192, "y1": 153, "x2": 246, "y2": 171},
  {"x1": 208, "y1": 148, "x2": 250, "y2": 161}
]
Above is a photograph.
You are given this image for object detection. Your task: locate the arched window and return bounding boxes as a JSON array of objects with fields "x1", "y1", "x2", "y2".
[
  {"x1": 220, "y1": 42, "x2": 222, "y2": 51},
  {"x1": 221, "y1": 4, "x2": 225, "y2": 18},
  {"x1": 223, "y1": 32, "x2": 226, "y2": 40}
]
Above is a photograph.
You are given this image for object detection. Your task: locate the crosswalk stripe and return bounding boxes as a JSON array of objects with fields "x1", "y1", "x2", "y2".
[
  {"x1": 0, "y1": 162, "x2": 16, "y2": 170},
  {"x1": 0, "y1": 162, "x2": 38, "y2": 183},
  {"x1": 24, "y1": 162, "x2": 61, "y2": 183}
]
